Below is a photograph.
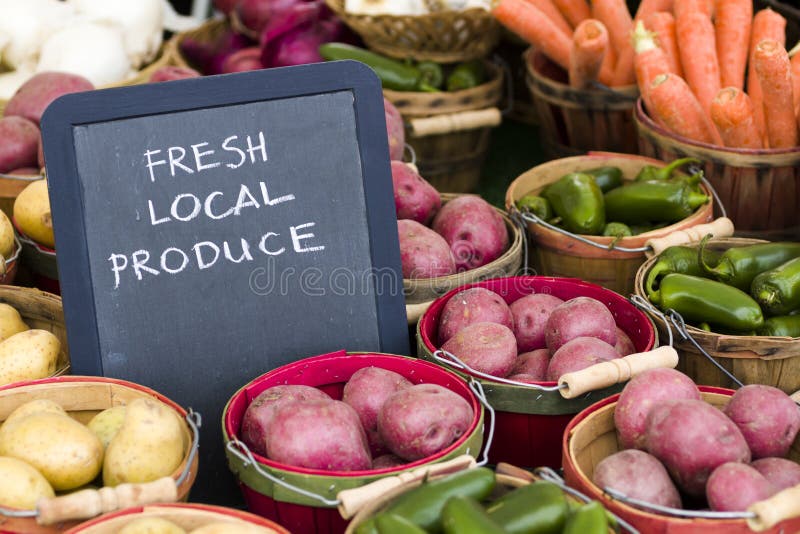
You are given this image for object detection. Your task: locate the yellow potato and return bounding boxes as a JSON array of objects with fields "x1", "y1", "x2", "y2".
[
  {"x1": 118, "y1": 517, "x2": 187, "y2": 534},
  {"x1": 13, "y1": 179, "x2": 54, "y2": 249},
  {"x1": 103, "y1": 398, "x2": 184, "y2": 486},
  {"x1": 0, "y1": 303, "x2": 30, "y2": 343},
  {"x1": 0, "y1": 329, "x2": 60, "y2": 386},
  {"x1": 0, "y1": 411, "x2": 103, "y2": 491},
  {"x1": 190, "y1": 524, "x2": 276, "y2": 534},
  {"x1": 4, "y1": 399, "x2": 65, "y2": 424},
  {"x1": 0, "y1": 456, "x2": 54, "y2": 509},
  {"x1": 0, "y1": 210, "x2": 15, "y2": 259},
  {"x1": 87, "y1": 405, "x2": 126, "y2": 449}
]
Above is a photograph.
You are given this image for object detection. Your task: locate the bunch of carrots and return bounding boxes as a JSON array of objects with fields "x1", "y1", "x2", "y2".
[{"x1": 492, "y1": 0, "x2": 800, "y2": 150}]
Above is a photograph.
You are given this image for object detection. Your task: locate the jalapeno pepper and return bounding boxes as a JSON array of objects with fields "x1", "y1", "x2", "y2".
[
  {"x1": 649, "y1": 273, "x2": 764, "y2": 331},
  {"x1": 375, "y1": 513, "x2": 428, "y2": 534},
  {"x1": 699, "y1": 241, "x2": 800, "y2": 291},
  {"x1": 645, "y1": 245, "x2": 720, "y2": 297},
  {"x1": 446, "y1": 60, "x2": 485, "y2": 91},
  {"x1": 698, "y1": 322, "x2": 712, "y2": 332},
  {"x1": 354, "y1": 517, "x2": 379, "y2": 534},
  {"x1": 319, "y1": 43, "x2": 438, "y2": 92},
  {"x1": 517, "y1": 195, "x2": 554, "y2": 221},
  {"x1": 751, "y1": 257, "x2": 800, "y2": 316},
  {"x1": 634, "y1": 157, "x2": 700, "y2": 182},
  {"x1": 604, "y1": 180, "x2": 709, "y2": 225},
  {"x1": 486, "y1": 481, "x2": 569, "y2": 534},
  {"x1": 603, "y1": 222, "x2": 633, "y2": 237},
  {"x1": 442, "y1": 496, "x2": 505, "y2": 534},
  {"x1": 583, "y1": 166, "x2": 623, "y2": 192},
  {"x1": 543, "y1": 173, "x2": 605, "y2": 235},
  {"x1": 757, "y1": 315, "x2": 800, "y2": 337},
  {"x1": 417, "y1": 61, "x2": 444, "y2": 89},
  {"x1": 382, "y1": 467, "x2": 496, "y2": 531},
  {"x1": 563, "y1": 501, "x2": 609, "y2": 534}
]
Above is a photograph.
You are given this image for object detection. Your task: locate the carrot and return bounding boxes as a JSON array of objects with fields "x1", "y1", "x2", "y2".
[
  {"x1": 790, "y1": 42, "x2": 800, "y2": 115},
  {"x1": 747, "y1": 8, "x2": 787, "y2": 144},
  {"x1": 675, "y1": 10, "x2": 720, "y2": 117},
  {"x1": 632, "y1": 21, "x2": 673, "y2": 113},
  {"x1": 552, "y1": 0, "x2": 590, "y2": 28},
  {"x1": 633, "y1": 0, "x2": 672, "y2": 21},
  {"x1": 753, "y1": 39, "x2": 798, "y2": 149},
  {"x1": 592, "y1": 0, "x2": 633, "y2": 54},
  {"x1": 714, "y1": 0, "x2": 752, "y2": 90},
  {"x1": 644, "y1": 12, "x2": 682, "y2": 77},
  {"x1": 673, "y1": 0, "x2": 711, "y2": 19},
  {"x1": 648, "y1": 73, "x2": 718, "y2": 143},
  {"x1": 524, "y1": 0, "x2": 573, "y2": 36},
  {"x1": 569, "y1": 19, "x2": 610, "y2": 88},
  {"x1": 710, "y1": 88, "x2": 763, "y2": 149},
  {"x1": 493, "y1": 0, "x2": 572, "y2": 70}
]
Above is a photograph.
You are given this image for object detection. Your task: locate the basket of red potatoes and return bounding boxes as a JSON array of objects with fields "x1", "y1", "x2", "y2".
[
  {"x1": 222, "y1": 351, "x2": 486, "y2": 534},
  {"x1": 416, "y1": 275, "x2": 674, "y2": 468},
  {"x1": 564, "y1": 367, "x2": 800, "y2": 534}
]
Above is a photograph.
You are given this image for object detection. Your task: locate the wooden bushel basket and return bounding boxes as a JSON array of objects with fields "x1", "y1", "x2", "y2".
[
  {"x1": 385, "y1": 61, "x2": 504, "y2": 194},
  {"x1": 634, "y1": 237, "x2": 800, "y2": 394},
  {"x1": 524, "y1": 49, "x2": 638, "y2": 158},
  {"x1": 417, "y1": 275, "x2": 664, "y2": 469},
  {"x1": 563, "y1": 388, "x2": 800, "y2": 534},
  {"x1": 65, "y1": 503, "x2": 290, "y2": 533},
  {"x1": 222, "y1": 351, "x2": 486, "y2": 534},
  {"x1": 0, "y1": 376, "x2": 200, "y2": 533},
  {"x1": 505, "y1": 152, "x2": 727, "y2": 297},
  {"x1": 634, "y1": 100, "x2": 800, "y2": 241},
  {"x1": 323, "y1": 0, "x2": 500, "y2": 63},
  {"x1": 404, "y1": 193, "x2": 523, "y2": 324}
]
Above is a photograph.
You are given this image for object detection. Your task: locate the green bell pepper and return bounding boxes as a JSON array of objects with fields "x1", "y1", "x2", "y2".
[
  {"x1": 563, "y1": 501, "x2": 609, "y2": 534},
  {"x1": 602, "y1": 222, "x2": 633, "y2": 237},
  {"x1": 584, "y1": 166, "x2": 623, "y2": 192},
  {"x1": 604, "y1": 180, "x2": 709, "y2": 225},
  {"x1": 757, "y1": 315, "x2": 800, "y2": 337},
  {"x1": 517, "y1": 195, "x2": 554, "y2": 221},
  {"x1": 446, "y1": 60, "x2": 485, "y2": 91},
  {"x1": 543, "y1": 172, "x2": 605, "y2": 235}
]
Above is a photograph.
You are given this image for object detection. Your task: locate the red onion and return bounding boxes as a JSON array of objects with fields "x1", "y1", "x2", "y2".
[{"x1": 221, "y1": 46, "x2": 265, "y2": 73}]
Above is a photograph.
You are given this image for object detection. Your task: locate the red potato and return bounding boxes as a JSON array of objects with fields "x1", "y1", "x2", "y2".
[
  {"x1": 384, "y1": 98, "x2": 405, "y2": 161},
  {"x1": 723, "y1": 384, "x2": 800, "y2": 459},
  {"x1": 377, "y1": 383, "x2": 473, "y2": 461},
  {"x1": 265, "y1": 399, "x2": 371, "y2": 470},
  {"x1": 706, "y1": 462, "x2": 776, "y2": 512},
  {"x1": 615, "y1": 327, "x2": 636, "y2": 356},
  {"x1": 508, "y1": 374, "x2": 544, "y2": 383},
  {"x1": 397, "y1": 219, "x2": 456, "y2": 279},
  {"x1": 0, "y1": 117, "x2": 40, "y2": 174},
  {"x1": 546, "y1": 336, "x2": 619, "y2": 381},
  {"x1": 8, "y1": 168, "x2": 40, "y2": 176},
  {"x1": 751, "y1": 458, "x2": 800, "y2": 491},
  {"x1": 149, "y1": 66, "x2": 202, "y2": 82},
  {"x1": 438, "y1": 287, "x2": 514, "y2": 344},
  {"x1": 544, "y1": 297, "x2": 617, "y2": 353},
  {"x1": 510, "y1": 349, "x2": 551, "y2": 381},
  {"x1": 440, "y1": 322, "x2": 518, "y2": 378},
  {"x1": 372, "y1": 453, "x2": 406, "y2": 469},
  {"x1": 432, "y1": 196, "x2": 509, "y2": 272},
  {"x1": 614, "y1": 368, "x2": 701, "y2": 450},
  {"x1": 593, "y1": 449, "x2": 682, "y2": 509},
  {"x1": 4, "y1": 72, "x2": 94, "y2": 125},
  {"x1": 646, "y1": 399, "x2": 751, "y2": 496},
  {"x1": 342, "y1": 367, "x2": 412, "y2": 455},
  {"x1": 240, "y1": 384, "x2": 331, "y2": 456},
  {"x1": 391, "y1": 161, "x2": 441, "y2": 226},
  {"x1": 510, "y1": 293, "x2": 565, "y2": 352},
  {"x1": 221, "y1": 47, "x2": 264, "y2": 73}
]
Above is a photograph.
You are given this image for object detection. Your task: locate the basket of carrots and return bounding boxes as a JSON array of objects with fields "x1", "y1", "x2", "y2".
[
  {"x1": 491, "y1": 0, "x2": 652, "y2": 157},
  {"x1": 632, "y1": 0, "x2": 800, "y2": 240}
]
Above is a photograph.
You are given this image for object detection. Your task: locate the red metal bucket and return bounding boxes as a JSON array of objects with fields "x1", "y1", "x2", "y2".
[
  {"x1": 222, "y1": 351, "x2": 487, "y2": 534},
  {"x1": 416, "y1": 275, "x2": 656, "y2": 469}
]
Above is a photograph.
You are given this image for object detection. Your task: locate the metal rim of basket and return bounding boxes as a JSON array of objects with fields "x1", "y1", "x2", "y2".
[
  {"x1": 2, "y1": 236, "x2": 22, "y2": 268},
  {"x1": 225, "y1": 379, "x2": 496, "y2": 508},
  {"x1": 16, "y1": 230, "x2": 56, "y2": 257},
  {"x1": 0, "y1": 408, "x2": 202, "y2": 519},
  {"x1": 513, "y1": 168, "x2": 727, "y2": 255}
]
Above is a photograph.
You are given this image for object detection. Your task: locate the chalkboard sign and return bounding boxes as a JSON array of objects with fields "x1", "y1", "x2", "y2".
[{"x1": 41, "y1": 61, "x2": 409, "y2": 502}]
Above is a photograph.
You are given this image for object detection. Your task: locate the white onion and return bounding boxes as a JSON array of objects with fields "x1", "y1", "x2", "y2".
[{"x1": 0, "y1": 0, "x2": 76, "y2": 69}]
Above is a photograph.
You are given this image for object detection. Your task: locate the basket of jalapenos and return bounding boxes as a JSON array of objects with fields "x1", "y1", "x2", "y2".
[
  {"x1": 634, "y1": 237, "x2": 800, "y2": 394},
  {"x1": 505, "y1": 152, "x2": 732, "y2": 297}
]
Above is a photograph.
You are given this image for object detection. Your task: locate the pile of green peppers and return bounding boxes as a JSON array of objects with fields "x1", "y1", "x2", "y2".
[
  {"x1": 319, "y1": 43, "x2": 486, "y2": 92},
  {"x1": 515, "y1": 158, "x2": 708, "y2": 238},
  {"x1": 645, "y1": 239, "x2": 800, "y2": 337},
  {"x1": 354, "y1": 467, "x2": 612, "y2": 534}
]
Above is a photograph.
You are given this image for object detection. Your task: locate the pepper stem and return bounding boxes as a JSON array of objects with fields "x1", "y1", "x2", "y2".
[
  {"x1": 698, "y1": 235, "x2": 726, "y2": 279},
  {"x1": 757, "y1": 289, "x2": 777, "y2": 306},
  {"x1": 659, "y1": 157, "x2": 701, "y2": 181},
  {"x1": 645, "y1": 263, "x2": 668, "y2": 297},
  {"x1": 687, "y1": 190, "x2": 709, "y2": 209}
]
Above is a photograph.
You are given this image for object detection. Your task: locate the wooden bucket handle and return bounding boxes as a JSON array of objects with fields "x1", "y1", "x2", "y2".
[
  {"x1": 557, "y1": 346, "x2": 679, "y2": 399},
  {"x1": 644, "y1": 217, "x2": 735, "y2": 258},
  {"x1": 748, "y1": 483, "x2": 800, "y2": 531},
  {"x1": 408, "y1": 108, "x2": 502, "y2": 138}
]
